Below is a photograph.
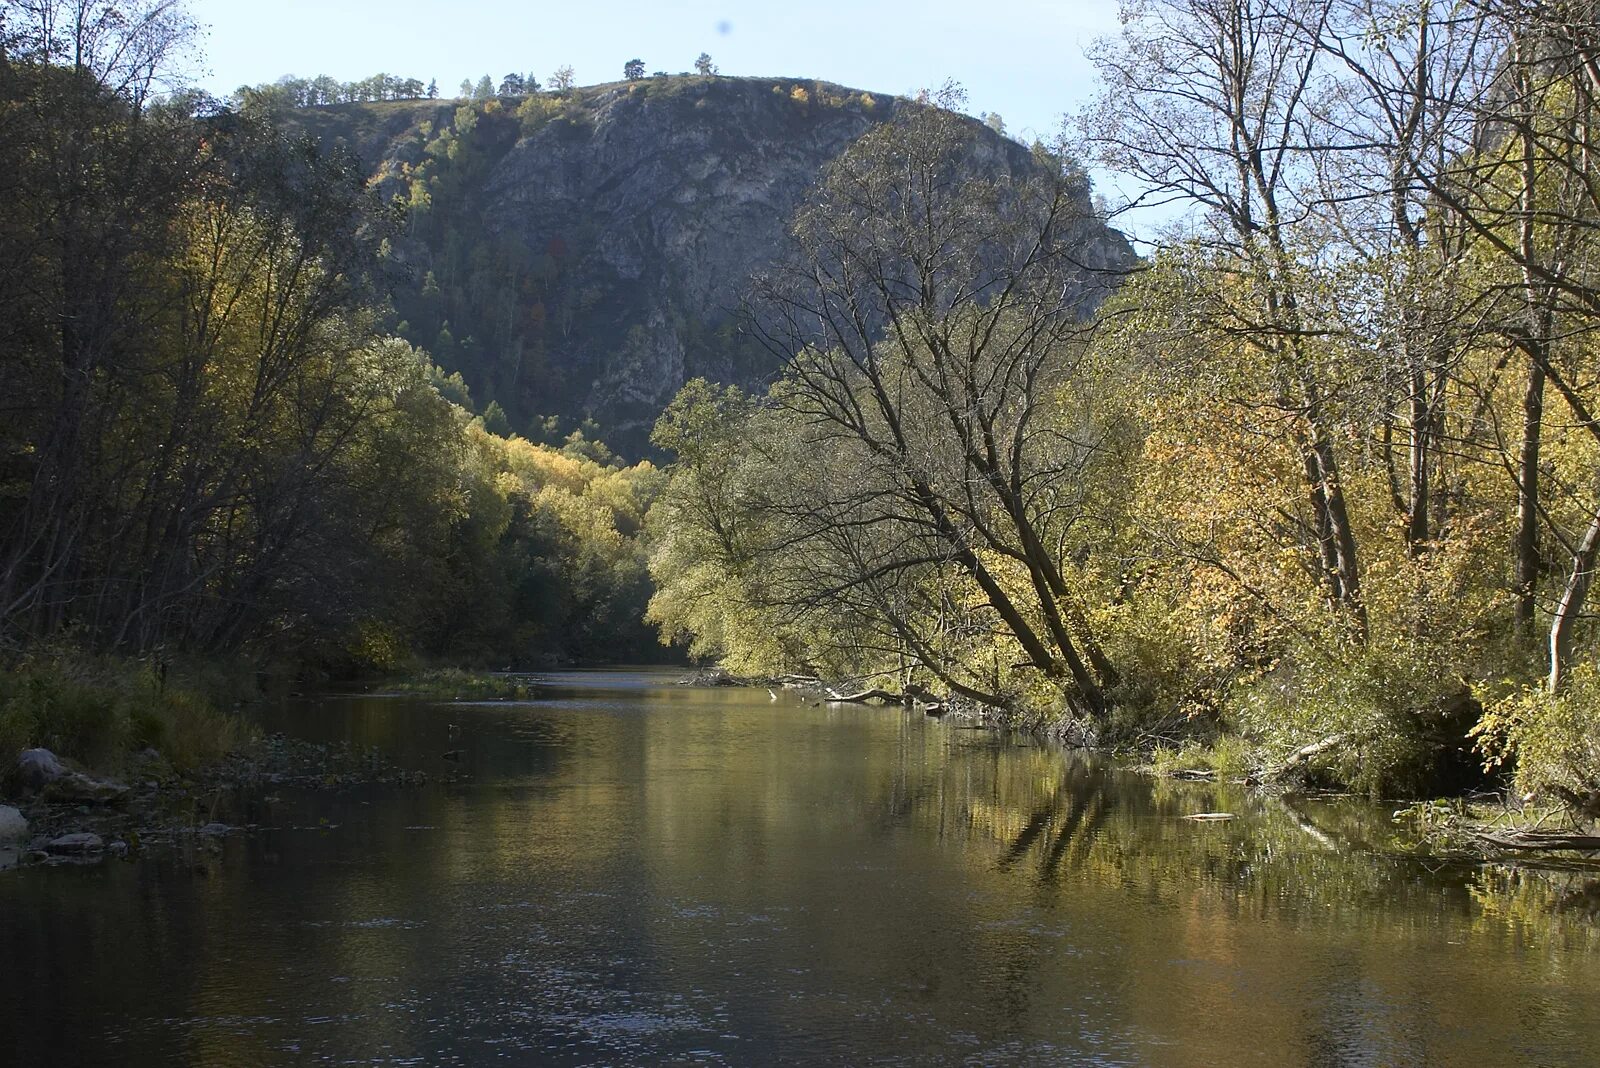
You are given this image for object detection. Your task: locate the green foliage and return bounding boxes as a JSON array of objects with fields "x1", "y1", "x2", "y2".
[
  {"x1": 1476, "y1": 667, "x2": 1600, "y2": 812},
  {"x1": 0, "y1": 30, "x2": 670, "y2": 709},
  {"x1": 0, "y1": 655, "x2": 254, "y2": 778},
  {"x1": 1230, "y1": 637, "x2": 1467, "y2": 797},
  {"x1": 1149, "y1": 735, "x2": 1256, "y2": 781},
  {"x1": 644, "y1": 381, "x2": 814, "y2": 674},
  {"x1": 388, "y1": 668, "x2": 531, "y2": 701},
  {"x1": 234, "y1": 72, "x2": 431, "y2": 108},
  {"x1": 482, "y1": 400, "x2": 511, "y2": 436}
]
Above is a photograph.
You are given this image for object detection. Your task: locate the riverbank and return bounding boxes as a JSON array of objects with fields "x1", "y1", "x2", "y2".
[
  {"x1": 0, "y1": 657, "x2": 524, "y2": 871},
  {"x1": 679, "y1": 670, "x2": 1600, "y2": 867},
  {"x1": 0, "y1": 732, "x2": 442, "y2": 871}
]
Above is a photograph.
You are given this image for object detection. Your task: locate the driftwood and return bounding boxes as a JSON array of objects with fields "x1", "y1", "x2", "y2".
[
  {"x1": 1268, "y1": 733, "x2": 1355, "y2": 782},
  {"x1": 1472, "y1": 829, "x2": 1600, "y2": 852},
  {"x1": 824, "y1": 687, "x2": 904, "y2": 704}
]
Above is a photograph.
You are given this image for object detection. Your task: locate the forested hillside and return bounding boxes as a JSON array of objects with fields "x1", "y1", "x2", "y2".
[{"x1": 0, "y1": 9, "x2": 662, "y2": 681}]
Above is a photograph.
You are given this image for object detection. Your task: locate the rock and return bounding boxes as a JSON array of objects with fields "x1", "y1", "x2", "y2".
[
  {"x1": 46, "y1": 832, "x2": 104, "y2": 855},
  {"x1": 0, "y1": 805, "x2": 27, "y2": 843},
  {"x1": 16, "y1": 747, "x2": 129, "y2": 803},
  {"x1": 132, "y1": 747, "x2": 176, "y2": 783},
  {"x1": 295, "y1": 79, "x2": 1136, "y2": 455},
  {"x1": 106, "y1": 840, "x2": 129, "y2": 858},
  {"x1": 1182, "y1": 812, "x2": 1236, "y2": 822},
  {"x1": 17, "y1": 747, "x2": 65, "y2": 789},
  {"x1": 198, "y1": 822, "x2": 231, "y2": 837},
  {"x1": 42, "y1": 770, "x2": 129, "y2": 804}
]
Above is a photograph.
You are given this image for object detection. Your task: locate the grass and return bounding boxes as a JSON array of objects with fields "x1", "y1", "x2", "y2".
[
  {"x1": 385, "y1": 667, "x2": 532, "y2": 701},
  {"x1": 1147, "y1": 735, "x2": 1259, "y2": 782},
  {"x1": 0, "y1": 652, "x2": 256, "y2": 787}
]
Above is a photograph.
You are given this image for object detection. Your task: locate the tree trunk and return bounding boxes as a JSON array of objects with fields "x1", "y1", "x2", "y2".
[
  {"x1": 1514, "y1": 354, "x2": 1545, "y2": 635},
  {"x1": 1548, "y1": 507, "x2": 1600, "y2": 693}
]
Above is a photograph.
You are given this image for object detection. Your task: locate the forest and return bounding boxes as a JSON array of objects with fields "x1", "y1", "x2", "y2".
[
  {"x1": 0, "y1": 1, "x2": 667, "y2": 770},
  {"x1": 644, "y1": 1, "x2": 1600, "y2": 811},
  {"x1": 4, "y1": 0, "x2": 1600, "y2": 820}
]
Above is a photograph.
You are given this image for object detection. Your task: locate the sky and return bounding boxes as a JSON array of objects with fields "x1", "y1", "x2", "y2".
[{"x1": 182, "y1": 0, "x2": 1160, "y2": 235}]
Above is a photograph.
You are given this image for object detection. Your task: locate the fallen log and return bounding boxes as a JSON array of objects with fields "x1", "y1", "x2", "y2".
[
  {"x1": 1471, "y1": 830, "x2": 1600, "y2": 852},
  {"x1": 1268, "y1": 733, "x2": 1355, "y2": 782},
  {"x1": 824, "y1": 687, "x2": 904, "y2": 704}
]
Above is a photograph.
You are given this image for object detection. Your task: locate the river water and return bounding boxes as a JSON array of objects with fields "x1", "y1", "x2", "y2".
[{"x1": 2, "y1": 669, "x2": 1598, "y2": 1066}]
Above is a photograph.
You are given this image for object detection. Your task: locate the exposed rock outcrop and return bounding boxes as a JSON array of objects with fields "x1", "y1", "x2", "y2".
[{"x1": 295, "y1": 77, "x2": 1134, "y2": 455}]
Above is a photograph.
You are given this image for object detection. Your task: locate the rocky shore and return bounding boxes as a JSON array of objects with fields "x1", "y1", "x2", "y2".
[{"x1": 0, "y1": 736, "x2": 437, "y2": 872}]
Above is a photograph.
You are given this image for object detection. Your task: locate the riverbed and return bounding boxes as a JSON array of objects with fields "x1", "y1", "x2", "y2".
[{"x1": 2, "y1": 669, "x2": 1597, "y2": 1066}]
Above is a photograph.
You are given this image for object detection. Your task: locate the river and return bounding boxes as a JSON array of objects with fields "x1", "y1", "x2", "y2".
[{"x1": 2, "y1": 668, "x2": 1598, "y2": 1066}]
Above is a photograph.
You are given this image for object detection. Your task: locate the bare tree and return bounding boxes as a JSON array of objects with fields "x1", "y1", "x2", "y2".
[
  {"x1": 1085, "y1": 0, "x2": 1369, "y2": 634},
  {"x1": 750, "y1": 97, "x2": 1131, "y2": 715}
]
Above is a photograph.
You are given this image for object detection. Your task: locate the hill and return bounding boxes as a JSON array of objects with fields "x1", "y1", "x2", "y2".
[{"x1": 292, "y1": 76, "x2": 1131, "y2": 456}]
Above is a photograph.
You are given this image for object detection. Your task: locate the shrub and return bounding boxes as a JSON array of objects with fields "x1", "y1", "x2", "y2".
[
  {"x1": 1476, "y1": 665, "x2": 1600, "y2": 814},
  {"x1": 388, "y1": 667, "x2": 530, "y2": 701},
  {"x1": 0, "y1": 654, "x2": 256, "y2": 780},
  {"x1": 1149, "y1": 735, "x2": 1256, "y2": 780},
  {"x1": 1229, "y1": 635, "x2": 1468, "y2": 797}
]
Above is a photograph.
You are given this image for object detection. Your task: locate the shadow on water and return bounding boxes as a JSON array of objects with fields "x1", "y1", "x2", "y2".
[{"x1": 2, "y1": 668, "x2": 1598, "y2": 1066}]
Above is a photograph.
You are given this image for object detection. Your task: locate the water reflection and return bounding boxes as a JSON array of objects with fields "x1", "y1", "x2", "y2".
[{"x1": 1, "y1": 669, "x2": 1597, "y2": 1066}]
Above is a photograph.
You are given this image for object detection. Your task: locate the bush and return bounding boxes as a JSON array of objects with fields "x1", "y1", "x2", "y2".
[
  {"x1": 388, "y1": 667, "x2": 530, "y2": 701},
  {"x1": 1229, "y1": 636, "x2": 1469, "y2": 797},
  {"x1": 0, "y1": 653, "x2": 256, "y2": 781},
  {"x1": 1476, "y1": 666, "x2": 1600, "y2": 814},
  {"x1": 1149, "y1": 734, "x2": 1256, "y2": 780}
]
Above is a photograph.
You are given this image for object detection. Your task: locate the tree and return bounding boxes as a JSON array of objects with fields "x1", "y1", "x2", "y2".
[
  {"x1": 624, "y1": 58, "x2": 645, "y2": 81},
  {"x1": 550, "y1": 65, "x2": 575, "y2": 92},
  {"x1": 694, "y1": 53, "x2": 716, "y2": 76},
  {"x1": 473, "y1": 74, "x2": 494, "y2": 100},
  {"x1": 0, "y1": 0, "x2": 203, "y2": 641},
  {"x1": 482, "y1": 400, "x2": 511, "y2": 436},
  {"x1": 309, "y1": 74, "x2": 340, "y2": 105},
  {"x1": 733, "y1": 100, "x2": 1128, "y2": 714},
  {"x1": 426, "y1": 78, "x2": 438, "y2": 99},
  {"x1": 499, "y1": 72, "x2": 525, "y2": 96},
  {"x1": 1085, "y1": 0, "x2": 1369, "y2": 636}
]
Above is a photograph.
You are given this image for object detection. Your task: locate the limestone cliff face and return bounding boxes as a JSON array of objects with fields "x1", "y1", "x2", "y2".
[
  {"x1": 300, "y1": 78, "x2": 1133, "y2": 456},
  {"x1": 481, "y1": 79, "x2": 892, "y2": 443}
]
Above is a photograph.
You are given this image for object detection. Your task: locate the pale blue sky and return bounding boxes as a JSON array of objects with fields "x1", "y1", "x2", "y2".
[
  {"x1": 188, "y1": 1, "x2": 1119, "y2": 147},
  {"x1": 184, "y1": 1, "x2": 1158, "y2": 233}
]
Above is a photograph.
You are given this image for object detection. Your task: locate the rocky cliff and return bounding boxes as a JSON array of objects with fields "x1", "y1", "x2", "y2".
[{"x1": 296, "y1": 77, "x2": 1132, "y2": 456}]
